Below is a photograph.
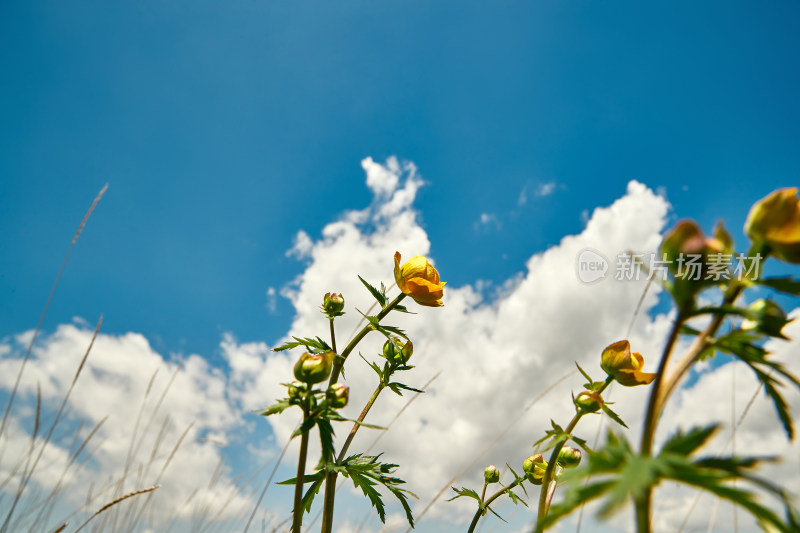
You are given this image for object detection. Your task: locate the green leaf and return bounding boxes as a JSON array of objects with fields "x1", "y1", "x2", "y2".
[
  {"x1": 601, "y1": 404, "x2": 629, "y2": 429},
  {"x1": 387, "y1": 382, "x2": 424, "y2": 396},
  {"x1": 257, "y1": 399, "x2": 292, "y2": 417},
  {"x1": 316, "y1": 418, "x2": 336, "y2": 467},
  {"x1": 756, "y1": 276, "x2": 800, "y2": 296},
  {"x1": 660, "y1": 425, "x2": 718, "y2": 455},
  {"x1": 576, "y1": 363, "x2": 594, "y2": 386},
  {"x1": 292, "y1": 417, "x2": 317, "y2": 438},
  {"x1": 712, "y1": 331, "x2": 800, "y2": 439},
  {"x1": 447, "y1": 486, "x2": 483, "y2": 504},
  {"x1": 506, "y1": 465, "x2": 528, "y2": 497},
  {"x1": 301, "y1": 477, "x2": 324, "y2": 514},
  {"x1": 360, "y1": 353, "x2": 385, "y2": 380},
  {"x1": 276, "y1": 470, "x2": 326, "y2": 486},
  {"x1": 359, "y1": 275, "x2": 387, "y2": 307},
  {"x1": 506, "y1": 487, "x2": 528, "y2": 507},
  {"x1": 341, "y1": 454, "x2": 417, "y2": 527},
  {"x1": 273, "y1": 336, "x2": 332, "y2": 353}
]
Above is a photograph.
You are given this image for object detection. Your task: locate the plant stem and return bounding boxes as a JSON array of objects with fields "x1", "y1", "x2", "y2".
[
  {"x1": 337, "y1": 383, "x2": 385, "y2": 463},
  {"x1": 329, "y1": 317, "x2": 337, "y2": 354},
  {"x1": 636, "y1": 282, "x2": 745, "y2": 532},
  {"x1": 535, "y1": 413, "x2": 581, "y2": 533},
  {"x1": 467, "y1": 479, "x2": 522, "y2": 533},
  {"x1": 327, "y1": 293, "x2": 406, "y2": 386},
  {"x1": 536, "y1": 378, "x2": 612, "y2": 532},
  {"x1": 292, "y1": 395, "x2": 312, "y2": 533},
  {"x1": 320, "y1": 293, "x2": 406, "y2": 533}
]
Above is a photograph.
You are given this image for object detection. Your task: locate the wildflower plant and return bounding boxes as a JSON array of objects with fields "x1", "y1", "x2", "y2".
[{"x1": 259, "y1": 252, "x2": 445, "y2": 533}]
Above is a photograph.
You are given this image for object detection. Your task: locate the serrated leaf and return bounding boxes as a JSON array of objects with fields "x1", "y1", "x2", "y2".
[
  {"x1": 258, "y1": 399, "x2": 292, "y2": 417},
  {"x1": 273, "y1": 336, "x2": 332, "y2": 353},
  {"x1": 301, "y1": 477, "x2": 324, "y2": 514},
  {"x1": 661, "y1": 425, "x2": 718, "y2": 455},
  {"x1": 447, "y1": 486, "x2": 483, "y2": 504},
  {"x1": 292, "y1": 417, "x2": 317, "y2": 438},
  {"x1": 341, "y1": 454, "x2": 417, "y2": 527},
  {"x1": 359, "y1": 276, "x2": 387, "y2": 307},
  {"x1": 316, "y1": 418, "x2": 335, "y2": 467}
]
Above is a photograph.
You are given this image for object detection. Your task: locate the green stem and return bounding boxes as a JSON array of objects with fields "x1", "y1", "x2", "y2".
[
  {"x1": 329, "y1": 317, "x2": 337, "y2": 354},
  {"x1": 536, "y1": 378, "x2": 612, "y2": 532},
  {"x1": 636, "y1": 282, "x2": 745, "y2": 532},
  {"x1": 320, "y1": 293, "x2": 406, "y2": 533},
  {"x1": 328, "y1": 293, "x2": 406, "y2": 386},
  {"x1": 292, "y1": 394, "x2": 312, "y2": 533},
  {"x1": 467, "y1": 479, "x2": 522, "y2": 533},
  {"x1": 337, "y1": 383, "x2": 385, "y2": 463}
]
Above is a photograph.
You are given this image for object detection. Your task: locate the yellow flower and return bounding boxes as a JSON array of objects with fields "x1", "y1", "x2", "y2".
[
  {"x1": 600, "y1": 340, "x2": 656, "y2": 387},
  {"x1": 394, "y1": 252, "x2": 446, "y2": 307},
  {"x1": 744, "y1": 188, "x2": 800, "y2": 264}
]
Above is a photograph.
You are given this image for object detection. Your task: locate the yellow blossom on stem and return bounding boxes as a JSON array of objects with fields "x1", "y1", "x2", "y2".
[
  {"x1": 600, "y1": 340, "x2": 656, "y2": 387},
  {"x1": 745, "y1": 187, "x2": 800, "y2": 264},
  {"x1": 394, "y1": 252, "x2": 446, "y2": 307}
]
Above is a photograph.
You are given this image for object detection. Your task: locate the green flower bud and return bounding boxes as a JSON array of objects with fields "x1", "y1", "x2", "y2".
[
  {"x1": 287, "y1": 381, "x2": 305, "y2": 400},
  {"x1": 575, "y1": 391, "x2": 603, "y2": 414},
  {"x1": 293, "y1": 351, "x2": 335, "y2": 384},
  {"x1": 523, "y1": 454, "x2": 547, "y2": 485},
  {"x1": 383, "y1": 337, "x2": 413, "y2": 365},
  {"x1": 557, "y1": 446, "x2": 582, "y2": 468},
  {"x1": 483, "y1": 464, "x2": 500, "y2": 484},
  {"x1": 321, "y1": 292, "x2": 345, "y2": 317},
  {"x1": 326, "y1": 383, "x2": 349, "y2": 408},
  {"x1": 742, "y1": 299, "x2": 789, "y2": 338}
]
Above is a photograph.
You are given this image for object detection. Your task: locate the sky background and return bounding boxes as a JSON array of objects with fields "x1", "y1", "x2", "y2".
[{"x1": 1, "y1": 1, "x2": 800, "y2": 532}]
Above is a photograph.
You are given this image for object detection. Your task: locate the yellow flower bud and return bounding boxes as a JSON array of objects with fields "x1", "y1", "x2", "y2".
[
  {"x1": 293, "y1": 351, "x2": 335, "y2": 384},
  {"x1": 600, "y1": 340, "x2": 656, "y2": 387},
  {"x1": 745, "y1": 188, "x2": 800, "y2": 264},
  {"x1": 575, "y1": 391, "x2": 603, "y2": 414},
  {"x1": 394, "y1": 252, "x2": 446, "y2": 307},
  {"x1": 557, "y1": 446, "x2": 582, "y2": 468},
  {"x1": 326, "y1": 382, "x2": 349, "y2": 408},
  {"x1": 383, "y1": 337, "x2": 413, "y2": 364},
  {"x1": 523, "y1": 454, "x2": 548, "y2": 485},
  {"x1": 484, "y1": 464, "x2": 500, "y2": 484}
]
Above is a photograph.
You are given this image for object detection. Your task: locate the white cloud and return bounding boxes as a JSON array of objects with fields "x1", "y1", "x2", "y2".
[
  {"x1": 0, "y1": 325, "x2": 252, "y2": 531},
  {"x1": 3, "y1": 157, "x2": 798, "y2": 533},
  {"x1": 475, "y1": 212, "x2": 502, "y2": 231},
  {"x1": 536, "y1": 181, "x2": 557, "y2": 197}
]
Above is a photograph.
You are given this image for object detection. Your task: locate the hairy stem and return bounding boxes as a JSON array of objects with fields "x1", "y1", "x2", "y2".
[
  {"x1": 468, "y1": 479, "x2": 522, "y2": 533},
  {"x1": 536, "y1": 378, "x2": 612, "y2": 532},
  {"x1": 321, "y1": 293, "x2": 406, "y2": 533},
  {"x1": 329, "y1": 317, "x2": 337, "y2": 354},
  {"x1": 292, "y1": 395, "x2": 312, "y2": 533}
]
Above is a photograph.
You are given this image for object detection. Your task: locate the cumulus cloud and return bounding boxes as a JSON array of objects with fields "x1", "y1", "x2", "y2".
[
  {"x1": 0, "y1": 325, "x2": 253, "y2": 531},
  {"x1": 3, "y1": 157, "x2": 798, "y2": 533}
]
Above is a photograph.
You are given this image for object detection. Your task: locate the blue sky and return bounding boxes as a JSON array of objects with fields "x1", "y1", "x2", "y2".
[{"x1": 2, "y1": 1, "x2": 800, "y2": 532}]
